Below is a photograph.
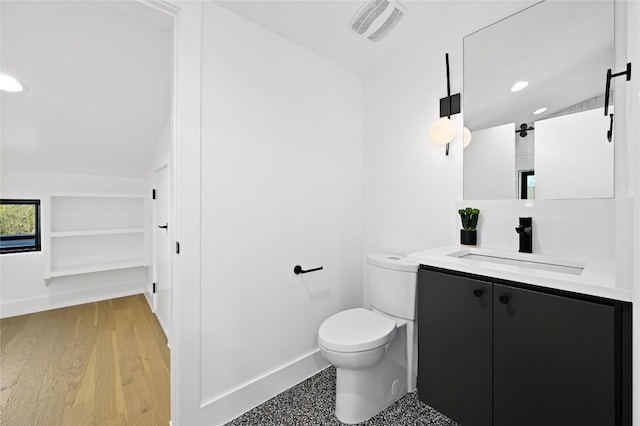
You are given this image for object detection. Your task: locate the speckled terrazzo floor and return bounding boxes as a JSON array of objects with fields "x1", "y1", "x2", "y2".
[{"x1": 225, "y1": 367, "x2": 460, "y2": 425}]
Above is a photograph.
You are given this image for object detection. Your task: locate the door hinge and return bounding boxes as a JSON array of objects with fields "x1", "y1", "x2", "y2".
[
  {"x1": 152, "y1": 282, "x2": 156, "y2": 293},
  {"x1": 176, "y1": 241, "x2": 180, "y2": 254},
  {"x1": 152, "y1": 189, "x2": 156, "y2": 200}
]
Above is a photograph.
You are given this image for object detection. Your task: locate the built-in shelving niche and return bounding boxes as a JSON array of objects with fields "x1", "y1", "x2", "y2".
[{"x1": 43, "y1": 193, "x2": 150, "y2": 284}]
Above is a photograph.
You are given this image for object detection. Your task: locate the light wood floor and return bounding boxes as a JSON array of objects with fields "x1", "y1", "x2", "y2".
[{"x1": 0, "y1": 295, "x2": 170, "y2": 425}]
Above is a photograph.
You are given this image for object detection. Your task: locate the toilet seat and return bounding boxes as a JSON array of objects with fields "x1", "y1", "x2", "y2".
[{"x1": 318, "y1": 308, "x2": 396, "y2": 353}]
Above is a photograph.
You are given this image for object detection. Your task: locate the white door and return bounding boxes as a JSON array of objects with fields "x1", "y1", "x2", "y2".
[{"x1": 153, "y1": 164, "x2": 172, "y2": 343}]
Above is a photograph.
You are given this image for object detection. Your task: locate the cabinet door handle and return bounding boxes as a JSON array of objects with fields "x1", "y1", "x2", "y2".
[
  {"x1": 473, "y1": 289, "x2": 483, "y2": 298},
  {"x1": 499, "y1": 295, "x2": 510, "y2": 304}
]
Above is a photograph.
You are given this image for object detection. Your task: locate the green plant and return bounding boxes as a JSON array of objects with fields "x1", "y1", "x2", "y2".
[{"x1": 458, "y1": 207, "x2": 480, "y2": 231}]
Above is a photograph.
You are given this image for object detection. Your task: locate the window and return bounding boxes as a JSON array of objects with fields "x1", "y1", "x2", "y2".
[
  {"x1": 0, "y1": 199, "x2": 41, "y2": 254},
  {"x1": 520, "y1": 171, "x2": 535, "y2": 200}
]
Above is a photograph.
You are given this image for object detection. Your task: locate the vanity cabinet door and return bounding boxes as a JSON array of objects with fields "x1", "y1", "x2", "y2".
[
  {"x1": 493, "y1": 284, "x2": 616, "y2": 426},
  {"x1": 418, "y1": 269, "x2": 493, "y2": 426}
]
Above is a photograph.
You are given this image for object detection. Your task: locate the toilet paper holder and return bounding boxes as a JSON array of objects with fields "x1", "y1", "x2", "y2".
[{"x1": 294, "y1": 265, "x2": 323, "y2": 275}]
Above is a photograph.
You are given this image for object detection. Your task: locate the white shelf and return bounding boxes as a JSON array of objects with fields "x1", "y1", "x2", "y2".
[
  {"x1": 47, "y1": 260, "x2": 148, "y2": 278},
  {"x1": 44, "y1": 192, "x2": 150, "y2": 282},
  {"x1": 50, "y1": 228, "x2": 145, "y2": 238}
]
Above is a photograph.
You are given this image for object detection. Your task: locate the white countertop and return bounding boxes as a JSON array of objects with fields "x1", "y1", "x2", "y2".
[{"x1": 407, "y1": 245, "x2": 632, "y2": 302}]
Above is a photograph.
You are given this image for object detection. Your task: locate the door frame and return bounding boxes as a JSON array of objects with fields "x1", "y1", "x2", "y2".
[{"x1": 139, "y1": 1, "x2": 203, "y2": 424}]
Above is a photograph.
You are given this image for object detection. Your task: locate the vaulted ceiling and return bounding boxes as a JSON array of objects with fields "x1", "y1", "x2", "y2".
[{"x1": 1, "y1": 1, "x2": 172, "y2": 177}]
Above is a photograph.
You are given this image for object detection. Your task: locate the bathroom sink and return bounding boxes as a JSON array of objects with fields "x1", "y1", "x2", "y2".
[{"x1": 446, "y1": 249, "x2": 585, "y2": 275}]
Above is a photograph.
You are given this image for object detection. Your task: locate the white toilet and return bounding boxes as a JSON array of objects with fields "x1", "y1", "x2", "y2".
[{"x1": 318, "y1": 253, "x2": 418, "y2": 424}]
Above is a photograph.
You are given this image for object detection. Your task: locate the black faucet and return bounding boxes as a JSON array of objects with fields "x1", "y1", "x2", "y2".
[{"x1": 515, "y1": 217, "x2": 533, "y2": 253}]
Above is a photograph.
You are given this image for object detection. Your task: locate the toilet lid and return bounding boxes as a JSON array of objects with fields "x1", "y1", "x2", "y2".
[{"x1": 318, "y1": 308, "x2": 396, "y2": 353}]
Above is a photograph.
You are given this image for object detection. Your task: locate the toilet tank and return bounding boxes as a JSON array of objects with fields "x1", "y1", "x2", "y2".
[{"x1": 367, "y1": 253, "x2": 418, "y2": 320}]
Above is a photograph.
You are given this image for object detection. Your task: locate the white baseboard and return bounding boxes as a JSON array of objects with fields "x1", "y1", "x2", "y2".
[
  {"x1": 156, "y1": 311, "x2": 170, "y2": 342},
  {"x1": 143, "y1": 285, "x2": 169, "y2": 345},
  {"x1": 143, "y1": 285, "x2": 157, "y2": 313},
  {"x1": 0, "y1": 282, "x2": 145, "y2": 318},
  {"x1": 200, "y1": 349, "x2": 329, "y2": 425}
]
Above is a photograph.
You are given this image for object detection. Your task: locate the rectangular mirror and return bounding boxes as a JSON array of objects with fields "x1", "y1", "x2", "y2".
[{"x1": 463, "y1": 0, "x2": 614, "y2": 200}]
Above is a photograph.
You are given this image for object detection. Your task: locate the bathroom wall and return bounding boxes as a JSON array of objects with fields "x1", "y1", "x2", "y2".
[
  {"x1": 0, "y1": 168, "x2": 148, "y2": 317},
  {"x1": 363, "y1": 47, "x2": 463, "y2": 259},
  {"x1": 198, "y1": 3, "x2": 364, "y2": 423},
  {"x1": 453, "y1": 199, "x2": 618, "y2": 278},
  {"x1": 361, "y1": 5, "x2": 521, "y2": 304}
]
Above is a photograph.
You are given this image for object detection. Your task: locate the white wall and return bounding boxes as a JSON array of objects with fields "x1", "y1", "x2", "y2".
[
  {"x1": 0, "y1": 169, "x2": 148, "y2": 318},
  {"x1": 464, "y1": 123, "x2": 516, "y2": 200},
  {"x1": 363, "y1": 50, "x2": 463, "y2": 255},
  {"x1": 198, "y1": 3, "x2": 364, "y2": 423},
  {"x1": 454, "y1": 199, "x2": 619, "y2": 279},
  {"x1": 149, "y1": 116, "x2": 171, "y2": 174},
  {"x1": 362, "y1": 35, "x2": 466, "y2": 311}
]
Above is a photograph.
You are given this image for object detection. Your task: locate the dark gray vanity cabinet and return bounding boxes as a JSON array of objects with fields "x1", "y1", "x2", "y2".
[
  {"x1": 417, "y1": 266, "x2": 632, "y2": 426},
  {"x1": 417, "y1": 270, "x2": 493, "y2": 426},
  {"x1": 493, "y1": 284, "x2": 615, "y2": 426}
]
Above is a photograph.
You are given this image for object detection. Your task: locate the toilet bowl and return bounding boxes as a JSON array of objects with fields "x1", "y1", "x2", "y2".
[
  {"x1": 318, "y1": 254, "x2": 418, "y2": 424},
  {"x1": 319, "y1": 308, "x2": 396, "y2": 370}
]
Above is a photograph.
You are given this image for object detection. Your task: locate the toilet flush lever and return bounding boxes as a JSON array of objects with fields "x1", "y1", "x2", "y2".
[{"x1": 294, "y1": 265, "x2": 323, "y2": 275}]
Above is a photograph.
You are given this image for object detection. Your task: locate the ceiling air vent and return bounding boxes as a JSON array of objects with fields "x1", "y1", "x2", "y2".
[{"x1": 350, "y1": 0, "x2": 404, "y2": 42}]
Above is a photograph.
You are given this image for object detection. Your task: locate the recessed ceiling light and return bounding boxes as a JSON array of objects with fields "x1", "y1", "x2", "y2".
[
  {"x1": 533, "y1": 107, "x2": 548, "y2": 115},
  {"x1": 0, "y1": 74, "x2": 24, "y2": 92},
  {"x1": 510, "y1": 81, "x2": 528, "y2": 92}
]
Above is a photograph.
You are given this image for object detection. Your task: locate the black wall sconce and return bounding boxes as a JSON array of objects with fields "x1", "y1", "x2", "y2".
[
  {"x1": 604, "y1": 63, "x2": 631, "y2": 116},
  {"x1": 604, "y1": 62, "x2": 631, "y2": 142},
  {"x1": 516, "y1": 123, "x2": 534, "y2": 137},
  {"x1": 440, "y1": 53, "x2": 461, "y2": 119},
  {"x1": 429, "y1": 53, "x2": 461, "y2": 156}
]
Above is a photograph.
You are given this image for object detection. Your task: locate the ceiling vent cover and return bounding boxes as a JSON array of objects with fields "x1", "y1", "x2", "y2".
[{"x1": 350, "y1": 0, "x2": 404, "y2": 42}]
